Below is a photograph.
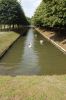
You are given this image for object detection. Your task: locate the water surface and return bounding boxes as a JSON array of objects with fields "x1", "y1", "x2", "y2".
[{"x1": 0, "y1": 28, "x2": 66, "y2": 76}]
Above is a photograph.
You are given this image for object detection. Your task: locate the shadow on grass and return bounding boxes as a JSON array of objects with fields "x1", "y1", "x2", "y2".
[
  {"x1": 50, "y1": 32, "x2": 66, "y2": 42},
  {"x1": 40, "y1": 26, "x2": 66, "y2": 43},
  {"x1": 0, "y1": 27, "x2": 29, "y2": 36}
]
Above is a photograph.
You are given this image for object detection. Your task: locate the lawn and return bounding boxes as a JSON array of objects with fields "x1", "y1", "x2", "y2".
[
  {"x1": 0, "y1": 31, "x2": 20, "y2": 55},
  {"x1": 0, "y1": 75, "x2": 66, "y2": 100}
]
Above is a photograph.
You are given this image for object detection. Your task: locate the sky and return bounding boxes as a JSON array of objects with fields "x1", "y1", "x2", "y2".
[{"x1": 18, "y1": 0, "x2": 41, "y2": 18}]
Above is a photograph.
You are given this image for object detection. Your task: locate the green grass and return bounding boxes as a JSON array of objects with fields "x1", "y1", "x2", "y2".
[
  {"x1": 0, "y1": 31, "x2": 20, "y2": 54},
  {"x1": 0, "y1": 75, "x2": 66, "y2": 100}
]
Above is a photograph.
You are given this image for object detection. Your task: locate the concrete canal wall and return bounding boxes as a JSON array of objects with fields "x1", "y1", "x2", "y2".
[
  {"x1": 0, "y1": 28, "x2": 28, "y2": 59},
  {"x1": 0, "y1": 32, "x2": 20, "y2": 59}
]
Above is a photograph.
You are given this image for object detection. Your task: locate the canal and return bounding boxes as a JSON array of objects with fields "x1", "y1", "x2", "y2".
[{"x1": 0, "y1": 28, "x2": 66, "y2": 76}]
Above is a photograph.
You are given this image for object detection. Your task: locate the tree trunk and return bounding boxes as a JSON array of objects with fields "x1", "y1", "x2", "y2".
[
  {"x1": 13, "y1": 24, "x2": 14, "y2": 29},
  {"x1": 0, "y1": 25, "x2": 2, "y2": 31},
  {"x1": 18, "y1": 24, "x2": 19, "y2": 29},
  {"x1": 4, "y1": 24, "x2": 5, "y2": 30},
  {"x1": 9, "y1": 25, "x2": 11, "y2": 30}
]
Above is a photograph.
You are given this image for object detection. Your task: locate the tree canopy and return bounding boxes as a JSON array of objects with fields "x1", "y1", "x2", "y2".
[
  {"x1": 0, "y1": 0, "x2": 29, "y2": 26},
  {"x1": 32, "y1": 0, "x2": 66, "y2": 28}
]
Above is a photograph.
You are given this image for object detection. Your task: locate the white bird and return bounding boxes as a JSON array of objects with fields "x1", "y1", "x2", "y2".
[
  {"x1": 40, "y1": 40, "x2": 44, "y2": 45},
  {"x1": 28, "y1": 43, "x2": 32, "y2": 48}
]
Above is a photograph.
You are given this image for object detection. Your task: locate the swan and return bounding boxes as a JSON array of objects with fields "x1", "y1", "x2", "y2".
[
  {"x1": 28, "y1": 43, "x2": 32, "y2": 48},
  {"x1": 40, "y1": 40, "x2": 44, "y2": 44}
]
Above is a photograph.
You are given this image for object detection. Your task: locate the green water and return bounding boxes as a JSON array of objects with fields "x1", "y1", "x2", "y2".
[{"x1": 0, "y1": 28, "x2": 66, "y2": 76}]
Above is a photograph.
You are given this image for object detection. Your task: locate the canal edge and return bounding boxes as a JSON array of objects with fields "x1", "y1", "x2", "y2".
[
  {"x1": 0, "y1": 27, "x2": 29, "y2": 59},
  {"x1": 0, "y1": 35, "x2": 21, "y2": 59},
  {"x1": 35, "y1": 28, "x2": 66, "y2": 55}
]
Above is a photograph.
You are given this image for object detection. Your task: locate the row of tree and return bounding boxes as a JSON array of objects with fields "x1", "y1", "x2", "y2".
[
  {"x1": 0, "y1": 0, "x2": 29, "y2": 30},
  {"x1": 32, "y1": 0, "x2": 66, "y2": 28}
]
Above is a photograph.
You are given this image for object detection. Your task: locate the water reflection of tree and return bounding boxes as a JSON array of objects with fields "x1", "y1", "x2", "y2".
[
  {"x1": 33, "y1": 30, "x2": 66, "y2": 75},
  {"x1": 0, "y1": 32, "x2": 28, "y2": 76},
  {"x1": 1, "y1": 38, "x2": 25, "y2": 64}
]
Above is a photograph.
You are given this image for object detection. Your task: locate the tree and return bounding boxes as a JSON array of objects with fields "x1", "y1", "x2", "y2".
[
  {"x1": 32, "y1": 0, "x2": 66, "y2": 28},
  {"x1": 0, "y1": 0, "x2": 29, "y2": 30}
]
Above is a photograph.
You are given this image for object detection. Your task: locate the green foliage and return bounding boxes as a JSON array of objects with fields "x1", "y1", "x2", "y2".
[
  {"x1": 27, "y1": 17, "x2": 31, "y2": 24},
  {"x1": 32, "y1": 0, "x2": 66, "y2": 28},
  {"x1": 0, "y1": 0, "x2": 28, "y2": 26}
]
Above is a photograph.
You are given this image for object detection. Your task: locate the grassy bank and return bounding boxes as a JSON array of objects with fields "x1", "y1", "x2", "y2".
[
  {"x1": 0, "y1": 75, "x2": 66, "y2": 100},
  {"x1": 0, "y1": 31, "x2": 20, "y2": 58}
]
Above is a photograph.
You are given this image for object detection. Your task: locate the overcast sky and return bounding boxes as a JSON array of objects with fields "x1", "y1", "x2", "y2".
[{"x1": 18, "y1": 0, "x2": 41, "y2": 18}]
